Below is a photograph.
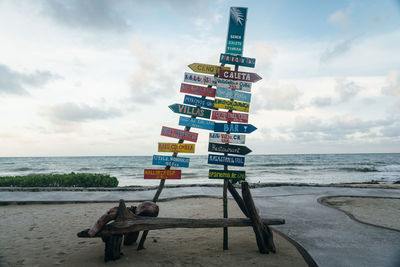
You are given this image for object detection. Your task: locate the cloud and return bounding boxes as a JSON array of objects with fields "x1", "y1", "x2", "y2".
[
  {"x1": 37, "y1": 0, "x2": 131, "y2": 32},
  {"x1": 382, "y1": 70, "x2": 400, "y2": 98},
  {"x1": 254, "y1": 84, "x2": 302, "y2": 111},
  {"x1": 0, "y1": 63, "x2": 60, "y2": 95},
  {"x1": 311, "y1": 78, "x2": 361, "y2": 107},
  {"x1": 320, "y1": 37, "x2": 357, "y2": 63},
  {"x1": 43, "y1": 102, "x2": 122, "y2": 123},
  {"x1": 329, "y1": 6, "x2": 352, "y2": 28}
]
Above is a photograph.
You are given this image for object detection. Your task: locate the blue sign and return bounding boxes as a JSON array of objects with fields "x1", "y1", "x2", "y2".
[
  {"x1": 152, "y1": 155, "x2": 190, "y2": 168},
  {"x1": 225, "y1": 7, "x2": 248, "y2": 55},
  {"x1": 208, "y1": 154, "x2": 245, "y2": 167},
  {"x1": 179, "y1": 116, "x2": 215, "y2": 131},
  {"x1": 184, "y1": 95, "x2": 216, "y2": 110},
  {"x1": 216, "y1": 87, "x2": 251, "y2": 103},
  {"x1": 214, "y1": 123, "x2": 257, "y2": 134}
]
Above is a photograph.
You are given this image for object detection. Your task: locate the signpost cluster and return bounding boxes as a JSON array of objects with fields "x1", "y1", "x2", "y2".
[{"x1": 142, "y1": 6, "x2": 263, "y2": 251}]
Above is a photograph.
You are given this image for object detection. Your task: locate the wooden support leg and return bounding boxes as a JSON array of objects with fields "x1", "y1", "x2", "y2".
[
  {"x1": 102, "y1": 235, "x2": 123, "y2": 262},
  {"x1": 241, "y1": 182, "x2": 276, "y2": 254},
  {"x1": 124, "y1": 232, "x2": 139, "y2": 245}
]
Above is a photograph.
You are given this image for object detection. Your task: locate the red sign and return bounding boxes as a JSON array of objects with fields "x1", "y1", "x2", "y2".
[
  {"x1": 161, "y1": 126, "x2": 198, "y2": 142},
  {"x1": 144, "y1": 169, "x2": 181, "y2": 179},
  {"x1": 219, "y1": 70, "x2": 262, "y2": 83},
  {"x1": 211, "y1": 111, "x2": 248, "y2": 123},
  {"x1": 180, "y1": 83, "x2": 216, "y2": 97}
]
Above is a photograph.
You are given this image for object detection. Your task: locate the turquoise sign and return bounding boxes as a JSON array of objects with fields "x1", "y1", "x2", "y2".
[{"x1": 225, "y1": 7, "x2": 248, "y2": 56}]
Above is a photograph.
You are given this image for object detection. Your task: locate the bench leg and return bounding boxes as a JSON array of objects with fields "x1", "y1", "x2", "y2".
[
  {"x1": 124, "y1": 232, "x2": 140, "y2": 246},
  {"x1": 102, "y1": 235, "x2": 123, "y2": 262}
]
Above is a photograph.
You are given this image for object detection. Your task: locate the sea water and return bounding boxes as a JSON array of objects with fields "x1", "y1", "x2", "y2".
[{"x1": 0, "y1": 154, "x2": 399, "y2": 187}]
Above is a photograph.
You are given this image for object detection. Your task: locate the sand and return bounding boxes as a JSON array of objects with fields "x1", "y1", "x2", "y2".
[
  {"x1": 0, "y1": 197, "x2": 307, "y2": 267},
  {"x1": 321, "y1": 196, "x2": 400, "y2": 231}
]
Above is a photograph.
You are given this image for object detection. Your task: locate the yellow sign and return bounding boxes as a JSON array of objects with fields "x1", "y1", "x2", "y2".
[
  {"x1": 158, "y1": 143, "x2": 195, "y2": 153},
  {"x1": 188, "y1": 63, "x2": 230, "y2": 75},
  {"x1": 214, "y1": 98, "x2": 250, "y2": 113}
]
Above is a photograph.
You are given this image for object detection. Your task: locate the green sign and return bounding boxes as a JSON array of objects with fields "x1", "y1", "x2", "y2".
[{"x1": 225, "y1": 7, "x2": 248, "y2": 56}]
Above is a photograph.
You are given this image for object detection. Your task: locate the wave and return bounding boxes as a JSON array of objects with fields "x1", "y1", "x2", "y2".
[
  {"x1": 252, "y1": 163, "x2": 307, "y2": 167},
  {"x1": 338, "y1": 167, "x2": 378, "y2": 172},
  {"x1": 12, "y1": 167, "x2": 33, "y2": 171}
]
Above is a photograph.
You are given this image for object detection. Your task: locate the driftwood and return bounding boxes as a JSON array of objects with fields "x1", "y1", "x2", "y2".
[
  {"x1": 87, "y1": 206, "x2": 118, "y2": 237},
  {"x1": 242, "y1": 182, "x2": 276, "y2": 253}
]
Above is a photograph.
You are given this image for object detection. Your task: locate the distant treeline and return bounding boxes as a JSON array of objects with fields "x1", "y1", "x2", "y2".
[{"x1": 0, "y1": 172, "x2": 118, "y2": 187}]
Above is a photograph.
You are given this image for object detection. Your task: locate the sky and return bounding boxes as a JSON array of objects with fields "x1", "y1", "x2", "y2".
[{"x1": 0, "y1": 0, "x2": 399, "y2": 157}]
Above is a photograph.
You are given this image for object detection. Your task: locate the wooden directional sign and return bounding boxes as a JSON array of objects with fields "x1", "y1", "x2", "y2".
[
  {"x1": 208, "y1": 142, "x2": 252, "y2": 155},
  {"x1": 214, "y1": 123, "x2": 257, "y2": 134},
  {"x1": 209, "y1": 133, "x2": 245, "y2": 144},
  {"x1": 209, "y1": 169, "x2": 246, "y2": 180},
  {"x1": 158, "y1": 143, "x2": 195, "y2": 153},
  {"x1": 220, "y1": 53, "x2": 255, "y2": 68},
  {"x1": 144, "y1": 169, "x2": 181, "y2": 179},
  {"x1": 169, "y1": 104, "x2": 211, "y2": 119},
  {"x1": 184, "y1": 72, "x2": 216, "y2": 86},
  {"x1": 217, "y1": 78, "x2": 251, "y2": 92},
  {"x1": 216, "y1": 87, "x2": 251, "y2": 103},
  {"x1": 179, "y1": 116, "x2": 215, "y2": 131},
  {"x1": 189, "y1": 63, "x2": 230, "y2": 75},
  {"x1": 219, "y1": 69, "x2": 262, "y2": 83},
  {"x1": 211, "y1": 110, "x2": 248, "y2": 123},
  {"x1": 184, "y1": 95, "x2": 216, "y2": 110},
  {"x1": 214, "y1": 98, "x2": 249, "y2": 112},
  {"x1": 180, "y1": 83, "x2": 216, "y2": 98},
  {"x1": 152, "y1": 155, "x2": 190, "y2": 168},
  {"x1": 208, "y1": 154, "x2": 245, "y2": 167},
  {"x1": 161, "y1": 126, "x2": 198, "y2": 142}
]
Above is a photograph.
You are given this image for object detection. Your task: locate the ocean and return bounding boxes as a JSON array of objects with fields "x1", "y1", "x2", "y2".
[{"x1": 0, "y1": 154, "x2": 399, "y2": 187}]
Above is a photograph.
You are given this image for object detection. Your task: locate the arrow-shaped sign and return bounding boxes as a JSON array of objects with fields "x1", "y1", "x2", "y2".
[
  {"x1": 208, "y1": 142, "x2": 252, "y2": 155},
  {"x1": 184, "y1": 95, "x2": 216, "y2": 110},
  {"x1": 161, "y1": 126, "x2": 198, "y2": 142},
  {"x1": 169, "y1": 104, "x2": 211, "y2": 119},
  {"x1": 184, "y1": 72, "x2": 216, "y2": 86},
  {"x1": 144, "y1": 169, "x2": 181, "y2": 179},
  {"x1": 179, "y1": 116, "x2": 215, "y2": 131},
  {"x1": 180, "y1": 83, "x2": 216, "y2": 98},
  {"x1": 189, "y1": 63, "x2": 230, "y2": 75},
  {"x1": 220, "y1": 53, "x2": 256, "y2": 68},
  {"x1": 216, "y1": 78, "x2": 251, "y2": 92},
  {"x1": 214, "y1": 123, "x2": 257, "y2": 134},
  {"x1": 158, "y1": 143, "x2": 195, "y2": 153},
  {"x1": 214, "y1": 98, "x2": 249, "y2": 113},
  {"x1": 219, "y1": 69, "x2": 262, "y2": 83},
  {"x1": 152, "y1": 155, "x2": 190, "y2": 168},
  {"x1": 209, "y1": 169, "x2": 246, "y2": 180},
  {"x1": 208, "y1": 154, "x2": 245, "y2": 167},
  {"x1": 211, "y1": 110, "x2": 248, "y2": 123},
  {"x1": 209, "y1": 133, "x2": 246, "y2": 144},
  {"x1": 216, "y1": 87, "x2": 251, "y2": 103}
]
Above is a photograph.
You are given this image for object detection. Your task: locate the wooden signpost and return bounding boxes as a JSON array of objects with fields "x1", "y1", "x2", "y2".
[
  {"x1": 152, "y1": 155, "x2": 190, "y2": 168},
  {"x1": 208, "y1": 142, "x2": 252, "y2": 155},
  {"x1": 180, "y1": 83, "x2": 216, "y2": 97},
  {"x1": 179, "y1": 116, "x2": 215, "y2": 131},
  {"x1": 169, "y1": 104, "x2": 211, "y2": 119},
  {"x1": 214, "y1": 98, "x2": 250, "y2": 112},
  {"x1": 220, "y1": 53, "x2": 256, "y2": 68},
  {"x1": 161, "y1": 126, "x2": 198, "y2": 142},
  {"x1": 211, "y1": 110, "x2": 248, "y2": 123},
  {"x1": 189, "y1": 63, "x2": 230, "y2": 75},
  {"x1": 158, "y1": 143, "x2": 195, "y2": 153},
  {"x1": 219, "y1": 69, "x2": 262, "y2": 83},
  {"x1": 208, "y1": 154, "x2": 245, "y2": 167},
  {"x1": 216, "y1": 87, "x2": 251, "y2": 103},
  {"x1": 184, "y1": 95, "x2": 216, "y2": 110},
  {"x1": 184, "y1": 72, "x2": 216, "y2": 86},
  {"x1": 214, "y1": 123, "x2": 257, "y2": 134},
  {"x1": 209, "y1": 133, "x2": 246, "y2": 144},
  {"x1": 209, "y1": 169, "x2": 246, "y2": 180},
  {"x1": 216, "y1": 78, "x2": 252, "y2": 92}
]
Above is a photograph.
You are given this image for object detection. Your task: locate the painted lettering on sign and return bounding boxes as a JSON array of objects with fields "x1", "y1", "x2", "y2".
[
  {"x1": 184, "y1": 72, "x2": 216, "y2": 86},
  {"x1": 216, "y1": 78, "x2": 251, "y2": 92},
  {"x1": 169, "y1": 104, "x2": 211, "y2": 119},
  {"x1": 208, "y1": 154, "x2": 245, "y2": 166},
  {"x1": 188, "y1": 63, "x2": 230, "y2": 75},
  {"x1": 209, "y1": 169, "x2": 246, "y2": 180},
  {"x1": 209, "y1": 133, "x2": 246, "y2": 144},
  {"x1": 179, "y1": 116, "x2": 215, "y2": 131},
  {"x1": 152, "y1": 155, "x2": 190, "y2": 168},
  {"x1": 184, "y1": 95, "x2": 216, "y2": 110},
  {"x1": 216, "y1": 87, "x2": 251, "y2": 103},
  {"x1": 219, "y1": 70, "x2": 262, "y2": 83},
  {"x1": 225, "y1": 7, "x2": 248, "y2": 55},
  {"x1": 180, "y1": 83, "x2": 216, "y2": 98},
  {"x1": 158, "y1": 143, "x2": 195, "y2": 153},
  {"x1": 208, "y1": 142, "x2": 252, "y2": 155},
  {"x1": 211, "y1": 110, "x2": 248, "y2": 123},
  {"x1": 214, "y1": 98, "x2": 249, "y2": 112},
  {"x1": 214, "y1": 123, "x2": 257, "y2": 134},
  {"x1": 161, "y1": 126, "x2": 198, "y2": 142},
  {"x1": 219, "y1": 53, "x2": 256, "y2": 68},
  {"x1": 144, "y1": 169, "x2": 181, "y2": 179}
]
